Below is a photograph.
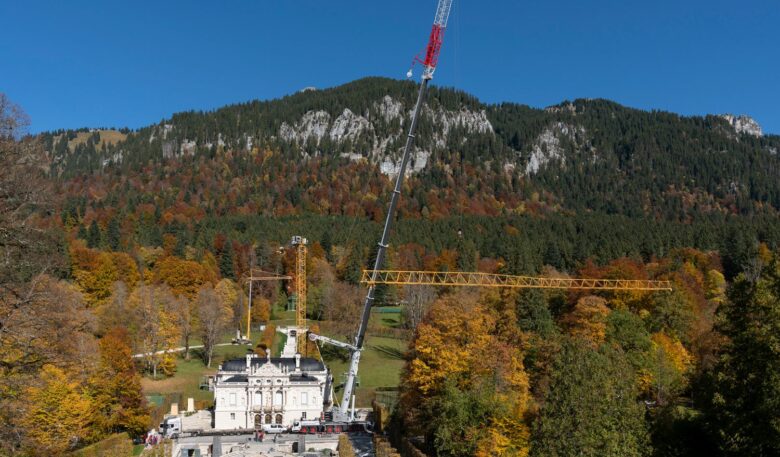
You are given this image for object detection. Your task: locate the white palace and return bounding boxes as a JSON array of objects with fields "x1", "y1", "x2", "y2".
[{"x1": 213, "y1": 344, "x2": 333, "y2": 430}]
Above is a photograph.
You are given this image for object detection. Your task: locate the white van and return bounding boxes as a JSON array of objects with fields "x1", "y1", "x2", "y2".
[{"x1": 261, "y1": 423, "x2": 287, "y2": 434}]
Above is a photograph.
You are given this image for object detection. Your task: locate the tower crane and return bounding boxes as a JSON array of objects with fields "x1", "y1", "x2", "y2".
[
  {"x1": 243, "y1": 270, "x2": 291, "y2": 343},
  {"x1": 243, "y1": 236, "x2": 308, "y2": 347},
  {"x1": 360, "y1": 270, "x2": 672, "y2": 291}
]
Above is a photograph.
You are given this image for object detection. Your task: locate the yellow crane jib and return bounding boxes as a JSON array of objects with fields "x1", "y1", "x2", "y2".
[{"x1": 360, "y1": 270, "x2": 673, "y2": 291}]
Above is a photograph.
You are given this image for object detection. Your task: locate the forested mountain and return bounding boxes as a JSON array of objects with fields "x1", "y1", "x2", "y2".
[
  {"x1": 44, "y1": 77, "x2": 780, "y2": 218},
  {"x1": 39, "y1": 77, "x2": 780, "y2": 280}
]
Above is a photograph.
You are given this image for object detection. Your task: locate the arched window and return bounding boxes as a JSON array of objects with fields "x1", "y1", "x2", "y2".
[
  {"x1": 265, "y1": 414, "x2": 272, "y2": 424},
  {"x1": 254, "y1": 391, "x2": 262, "y2": 406},
  {"x1": 275, "y1": 414, "x2": 283, "y2": 424},
  {"x1": 274, "y1": 391, "x2": 283, "y2": 406},
  {"x1": 254, "y1": 415, "x2": 262, "y2": 427}
]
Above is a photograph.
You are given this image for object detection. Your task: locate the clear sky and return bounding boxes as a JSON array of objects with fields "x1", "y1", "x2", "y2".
[{"x1": 1, "y1": 0, "x2": 778, "y2": 134}]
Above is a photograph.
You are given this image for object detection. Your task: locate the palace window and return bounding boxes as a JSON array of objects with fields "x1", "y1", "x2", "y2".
[{"x1": 301, "y1": 392, "x2": 308, "y2": 405}]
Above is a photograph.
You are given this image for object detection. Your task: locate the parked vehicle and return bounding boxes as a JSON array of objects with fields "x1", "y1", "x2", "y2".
[
  {"x1": 291, "y1": 420, "x2": 322, "y2": 433},
  {"x1": 159, "y1": 416, "x2": 182, "y2": 438},
  {"x1": 261, "y1": 423, "x2": 287, "y2": 434}
]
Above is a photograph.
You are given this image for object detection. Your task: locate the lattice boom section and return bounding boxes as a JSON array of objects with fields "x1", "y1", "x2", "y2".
[
  {"x1": 296, "y1": 244, "x2": 308, "y2": 353},
  {"x1": 361, "y1": 270, "x2": 672, "y2": 291}
]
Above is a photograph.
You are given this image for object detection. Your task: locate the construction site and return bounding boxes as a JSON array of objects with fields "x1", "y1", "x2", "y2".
[{"x1": 146, "y1": 1, "x2": 673, "y2": 456}]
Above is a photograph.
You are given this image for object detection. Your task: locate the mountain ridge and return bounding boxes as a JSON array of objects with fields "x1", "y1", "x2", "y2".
[{"x1": 40, "y1": 77, "x2": 780, "y2": 225}]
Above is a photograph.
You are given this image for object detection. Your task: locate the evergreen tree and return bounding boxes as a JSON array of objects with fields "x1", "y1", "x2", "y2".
[
  {"x1": 77, "y1": 224, "x2": 88, "y2": 241},
  {"x1": 87, "y1": 220, "x2": 101, "y2": 248},
  {"x1": 705, "y1": 257, "x2": 780, "y2": 456},
  {"x1": 320, "y1": 230, "x2": 333, "y2": 261},
  {"x1": 219, "y1": 242, "x2": 235, "y2": 279},
  {"x1": 106, "y1": 217, "x2": 121, "y2": 251}
]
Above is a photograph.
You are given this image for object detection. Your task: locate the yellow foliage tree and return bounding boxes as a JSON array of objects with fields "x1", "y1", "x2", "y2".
[
  {"x1": 562, "y1": 295, "x2": 610, "y2": 347},
  {"x1": 154, "y1": 256, "x2": 209, "y2": 300},
  {"x1": 401, "y1": 291, "x2": 531, "y2": 456},
  {"x1": 127, "y1": 284, "x2": 181, "y2": 378},
  {"x1": 252, "y1": 296, "x2": 271, "y2": 325},
  {"x1": 71, "y1": 248, "x2": 118, "y2": 307},
  {"x1": 111, "y1": 252, "x2": 140, "y2": 288},
  {"x1": 215, "y1": 278, "x2": 239, "y2": 310},
  {"x1": 22, "y1": 365, "x2": 96, "y2": 454},
  {"x1": 638, "y1": 332, "x2": 693, "y2": 405},
  {"x1": 705, "y1": 269, "x2": 726, "y2": 304},
  {"x1": 403, "y1": 291, "x2": 494, "y2": 396}
]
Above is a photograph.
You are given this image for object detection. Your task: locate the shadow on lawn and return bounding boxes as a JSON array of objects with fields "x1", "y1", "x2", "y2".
[
  {"x1": 382, "y1": 317, "x2": 401, "y2": 328},
  {"x1": 371, "y1": 344, "x2": 405, "y2": 360}
]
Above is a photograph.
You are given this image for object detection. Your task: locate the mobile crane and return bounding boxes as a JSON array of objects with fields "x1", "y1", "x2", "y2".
[
  {"x1": 307, "y1": 0, "x2": 670, "y2": 424},
  {"x1": 307, "y1": 0, "x2": 456, "y2": 423}
]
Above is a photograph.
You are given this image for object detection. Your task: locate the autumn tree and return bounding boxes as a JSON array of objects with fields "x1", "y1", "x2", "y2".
[
  {"x1": 154, "y1": 255, "x2": 209, "y2": 300},
  {"x1": 21, "y1": 365, "x2": 96, "y2": 454},
  {"x1": 562, "y1": 295, "x2": 610, "y2": 347},
  {"x1": 320, "y1": 281, "x2": 363, "y2": 339},
  {"x1": 171, "y1": 294, "x2": 196, "y2": 360},
  {"x1": 640, "y1": 332, "x2": 693, "y2": 406},
  {"x1": 0, "y1": 276, "x2": 96, "y2": 454},
  {"x1": 401, "y1": 291, "x2": 531, "y2": 456},
  {"x1": 197, "y1": 284, "x2": 233, "y2": 367},
  {"x1": 89, "y1": 327, "x2": 150, "y2": 436},
  {"x1": 401, "y1": 284, "x2": 435, "y2": 331},
  {"x1": 127, "y1": 283, "x2": 180, "y2": 378},
  {"x1": 98, "y1": 281, "x2": 130, "y2": 335}
]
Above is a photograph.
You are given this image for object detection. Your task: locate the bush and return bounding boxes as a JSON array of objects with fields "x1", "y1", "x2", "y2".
[{"x1": 69, "y1": 433, "x2": 132, "y2": 457}]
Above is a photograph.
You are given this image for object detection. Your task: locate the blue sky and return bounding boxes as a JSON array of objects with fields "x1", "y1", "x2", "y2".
[{"x1": 1, "y1": 0, "x2": 778, "y2": 134}]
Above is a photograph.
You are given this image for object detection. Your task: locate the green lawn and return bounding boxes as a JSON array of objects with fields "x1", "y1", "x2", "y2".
[
  {"x1": 141, "y1": 304, "x2": 409, "y2": 412},
  {"x1": 141, "y1": 332, "x2": 265, "y2": 404},
  {"x1": 323, "y1": 335, "x2": 407, "y2": 407}
]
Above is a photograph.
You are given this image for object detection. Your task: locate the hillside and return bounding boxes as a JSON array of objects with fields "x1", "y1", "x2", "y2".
[
  {"x1": 38, "y1": 77, "x2": 780, "y2": 278},
  {"x1": 42, "y1": 77, "x2": 780, "y2": 217}
]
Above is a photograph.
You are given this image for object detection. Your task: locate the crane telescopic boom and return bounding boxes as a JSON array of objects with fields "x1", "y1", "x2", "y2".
[{"x1": 319, "y1": 0, "x2": 454, "y2": 422}]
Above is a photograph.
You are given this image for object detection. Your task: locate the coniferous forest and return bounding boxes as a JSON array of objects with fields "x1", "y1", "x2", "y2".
[{"x1": 1, "y1": 77, "x2": 780, "y2": 455}]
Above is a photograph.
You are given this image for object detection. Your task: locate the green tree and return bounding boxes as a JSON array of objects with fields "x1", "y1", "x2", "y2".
[
  {"x1": 531, "y1": 339, "x2": 650, "y2": 457},
  {"x1": 106, "y1": 217, "x2": 121, "y2": 251},
  {"x1": 706, "y1": 257, "x2": 780, "y2": 456},
  {"x1": 425, "y1": 380, "x2": 502, "y2": 457},
  {"x1": 87, "y1": 220, "x2": 101, "y2": 248},
  {"x1": 219, "y1": 241, "x2": 235, "y2": 279}
]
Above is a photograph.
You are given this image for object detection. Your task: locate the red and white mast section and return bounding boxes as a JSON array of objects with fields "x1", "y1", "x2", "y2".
[{"x1": 408, "y1": 0, "x2": 454, "y2": 80}]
